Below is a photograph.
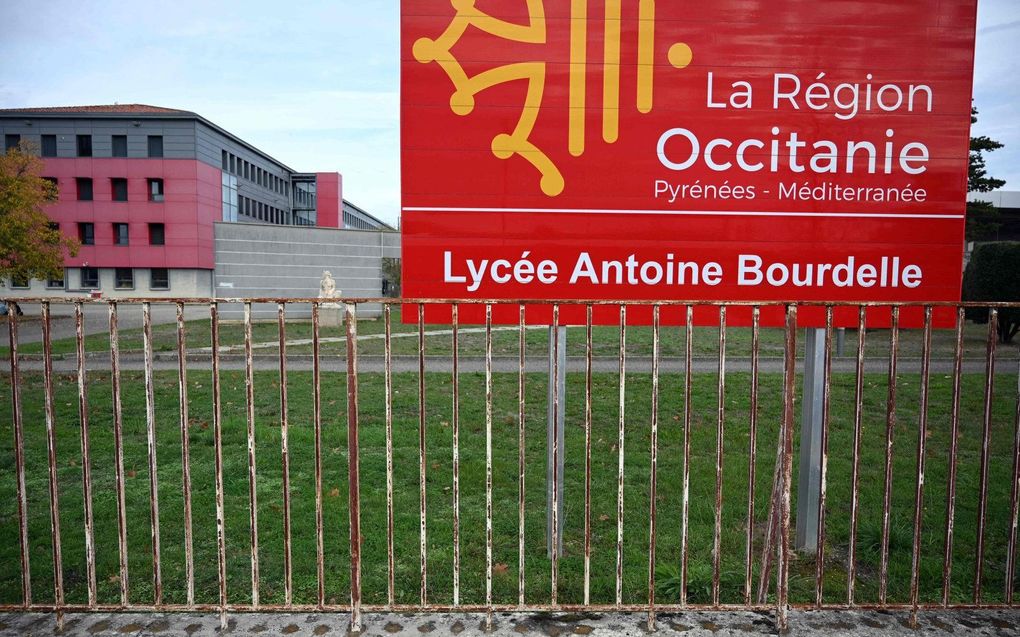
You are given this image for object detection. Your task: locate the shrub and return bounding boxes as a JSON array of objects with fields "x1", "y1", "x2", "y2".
[{"x1": 962, "y1": 241, "x2": 1020, "y2": 343}]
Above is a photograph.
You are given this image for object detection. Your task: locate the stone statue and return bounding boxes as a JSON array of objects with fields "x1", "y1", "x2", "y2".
[
  {"x1": 319, "y1": 270, "x2": 338, "y2": 300},
  {"x1": 319, "y1": 270, "x2": 342, "y2": 324}
]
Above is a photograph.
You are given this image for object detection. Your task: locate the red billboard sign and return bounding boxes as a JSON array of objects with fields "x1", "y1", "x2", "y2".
[{"x1": 401, "y1": 0, "x2": 977, "y2": 325}]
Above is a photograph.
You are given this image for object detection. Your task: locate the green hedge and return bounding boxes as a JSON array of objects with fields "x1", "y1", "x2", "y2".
[{"x1": 962, "y1": 241, "x2": 1020, "y2": 343}]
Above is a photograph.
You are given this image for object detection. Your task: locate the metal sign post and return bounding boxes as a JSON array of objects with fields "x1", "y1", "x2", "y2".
[
  {"x1": 547, "y1": 325, "x2": 566, "y2": 557},
  {"x1": 796, "y1": 328, "x2": 826, "y2": 552}
]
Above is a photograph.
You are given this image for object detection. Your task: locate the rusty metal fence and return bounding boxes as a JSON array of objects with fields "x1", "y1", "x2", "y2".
[{"x1": 1, "y1": 298, "x2": 1019, "y2": 633}]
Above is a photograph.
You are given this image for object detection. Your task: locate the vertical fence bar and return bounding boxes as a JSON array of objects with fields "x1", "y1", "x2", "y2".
[
  {"x1": 1007, "y1": 353, "x2": 1020, "y2": 605},
  {"x1": 518, "y1": 303, "x2": 527, "y2": 609},
  {"x1": 210, "y1": 302, "x2": 228, "y2": 629},
  {"x1": 452, "y1": 303, "x2": 461, "y2": 607},
  {"x1": 74, "y1": 302, "x2": 97, "y2": 607},
  {"x1": 647, "y1": 305, "x2": 660, "y2": 630},
  {"x1": 243, "y1": 302, "x2": 260, "y2": 608},
  {"x1": 713, "y1": 306, "x2": 727, "y2": 608},
  {"x1": 777, "y1": 304, "x2": 797, "y2": 632},
  {"x1": 680, "y1": 304, "x2": 693, "y2": 607},
  {"x1": 177, "y1": 303, "x2": 195, "y2": 608},
  {"x1": 278, "y1": 302, "x2": 293, "y2": 607},
  {"x1": 975, "y1": 309, "x2": 998, "y2": 603},
  {"x1": 744, "y1": 306, "x2": 760, "y2": 606},
  {"x1": 485, "y1": 304, "x2": 494, "y2": 629},
  {"x1": 909, "y1": 306, "x2": 933, "y2": 626},
  {"x1": 346, "y1": 303, "x2": 363, "y2": 632},
  {"x1": 418, "y1": 303, "x2": 428, "y2": 608},
  {"x1": 814, "y1": 307, "x2": 833, "y2": 607},
  {"x1": 110, "y1": 303, "x2": 129, "y2": 606},
  {"x1": 385, "y1": 305, "x2": 396, "y2": 609},
  {"x1": 7, "y1": 302, "x2": 30, "y2": 608},
  {"x1": 847, "y1": 305, "x2": 867, "y2": 606},
  {"x1": 942, "y1": 306, "x2": 965, "y2": 606},
  {"x1": 756, "y1": 434, "x2": 782, "y2": 605},
  {"x1": 312, "y1": 302, "x2": 325, "y2": 609},
  {"x1": 616, "y1": 304, "x2": 627, "y2": 607},
  {"x1": 584, "y1": 304, "x2": 593, "y2": 607},
  {"x1": 142, "y1": 303, "x2": 162, "y2": 606},
  {"x1": 878, "y1": 306, "x2": 900, "y2": 605},
  {"x1": 552, "y1": 304, "x2": 562, "y2": 607},
  {"x1": 41, "y1": 303, "x2": 64, "y2": 624}
]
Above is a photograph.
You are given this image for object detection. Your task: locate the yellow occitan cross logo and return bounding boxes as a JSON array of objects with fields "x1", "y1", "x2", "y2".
[{"x1": 413, "y1": 0, "x2": 692, "y2": 197}]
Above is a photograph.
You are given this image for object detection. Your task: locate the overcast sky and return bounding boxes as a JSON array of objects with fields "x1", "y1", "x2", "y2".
[{"x1": 1, "y1": 0, "x2": 1017, "y2": 225}]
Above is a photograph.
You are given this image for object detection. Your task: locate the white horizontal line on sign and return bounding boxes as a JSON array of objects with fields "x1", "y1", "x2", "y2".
[{"x1": 402, "y1": 207, "x2": 965, "y2": 219}]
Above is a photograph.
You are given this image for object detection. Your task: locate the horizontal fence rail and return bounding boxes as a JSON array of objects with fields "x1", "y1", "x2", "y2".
[{"x1": 0, "y1": 297, "x2": 1019, "y2": 633}]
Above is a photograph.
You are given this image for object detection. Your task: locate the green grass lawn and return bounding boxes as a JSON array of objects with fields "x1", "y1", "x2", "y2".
[{"x1": 1, "y1": 363, "x2": 1018, "y2": 610}]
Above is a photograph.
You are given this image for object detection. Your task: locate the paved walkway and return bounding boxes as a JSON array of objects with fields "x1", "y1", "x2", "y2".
[
  {"x1": 1, "y1": 609, "x2": 1018, "y2": 636},
  {"x1": 10, "y1": 352, "x2": 1019, "y2": 375}
]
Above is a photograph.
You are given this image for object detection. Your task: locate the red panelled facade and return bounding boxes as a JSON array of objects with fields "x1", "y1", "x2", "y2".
[
  {"x1": 46, "y1": 158, "x2": 221, "y2": 271},
  {"x1": 0, "y1": 104, "x2": 371, "y2": 296},
  {"x1": 315, "y1": 172, "x2": 344, "y2": 229}
]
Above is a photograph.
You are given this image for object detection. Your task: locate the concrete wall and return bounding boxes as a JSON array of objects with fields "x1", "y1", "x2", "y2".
[{"x1": 214, "y1": 222, "x2": 400, "y2": 318}]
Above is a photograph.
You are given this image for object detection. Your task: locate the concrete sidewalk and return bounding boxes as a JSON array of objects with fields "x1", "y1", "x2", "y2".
[{"x1": 1, "y1": 609, "x2": 1018, "y2": 636}]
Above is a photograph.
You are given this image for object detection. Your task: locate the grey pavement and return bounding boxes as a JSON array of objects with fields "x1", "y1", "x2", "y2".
[
  {"x1": 1, "y1": 609, "x2": 1019, "y2": 636},
  {"x1": 7, "y1": 352, "x2": 1020, "y2": 375},
  {"x1": 0, "y1": 302, "x2": 188, "y2": 345}
]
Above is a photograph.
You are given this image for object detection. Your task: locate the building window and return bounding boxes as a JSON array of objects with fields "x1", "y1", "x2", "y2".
[
  {"x1": 80, "y1": 267, "x2": 99, "y2": 288},
  {"x1": 243, "y1": 161, "x2": 249, "y2": 180},
  {"x1": 147, "y1": 135, "x2": 163, "y2": 157},
  {"x1": 47, "y1": 271, "x2": 65, "y2": 289},
  {"x1": 112, "y1": 135, "x2": 127, "y2": 157},
  {"x1": 78, "y1": 222, "x2": 95, "y2": 245},
  {"x1": 149, "y1": 223, "x2": 165, "y2": 245},
  {"x1": 150, "y1": 268, "x2": 169, "y2": 290},
  {"x1": 221, "y1": 172, "x2": 238, "y2": 222},
  {"x1": 113, "y1": 223, "x2": 129, "y2": 245},
  {"x1": 111, "y1": 178, "x2": 128, "y2": 202},
  {"x1": 10, "y1": 275, "x2": 29, "y2": 289},
  {"x1": 221, "y1": 150, "x2": 228, "y2": 170},
  {"x1": 230, "y1": 154, "x2": 236, "y2": 174},
  {"x1": 76, "y1": 177, "x2": 93, "y2": 201},
  {"x1": 148, "y1": 178, "x2": 164, "y2": 202},
  {"x1": 76, "y1": 134, "x2": 92, "y2": 157},
  {"x1": 41, "y1": 134, "x2": 57, "y2": 157},
  {"x1": 114, "y1": 268, "x2": 134, "y2": 289},
  {"x1": 5, "y1": 134, "x2": 21, "y2": 152}
]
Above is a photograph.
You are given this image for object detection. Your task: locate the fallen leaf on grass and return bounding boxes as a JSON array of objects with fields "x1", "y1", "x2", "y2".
[
  {"x1": 328, "y1": 487, "x2": 340, "y2": 498},
  {"x1": 127, "y1": 470, "x2": 137, "y2": 479},
  {"x1": 599, "y1": 514, "x2": 610, "y2": 522},
  {"x1": 493, "y1": 563, "x2": 509, "y2": 575}
]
